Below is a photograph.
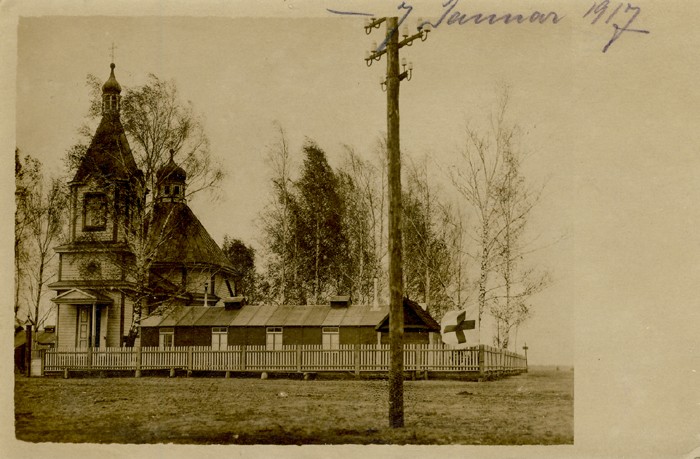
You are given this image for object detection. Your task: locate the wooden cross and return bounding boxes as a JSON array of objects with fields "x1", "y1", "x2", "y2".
[
  {"x1": 444, "y1": 311, "x2": 475, "y2": 344},
  {"x1": 110, "y1": 42, "x2": 117, "y2": 63}
]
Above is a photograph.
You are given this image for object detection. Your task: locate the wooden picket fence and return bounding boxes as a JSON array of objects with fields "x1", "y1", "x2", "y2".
[{"x1": 43, "y1": 344, "x2": 526, "y2": 376}]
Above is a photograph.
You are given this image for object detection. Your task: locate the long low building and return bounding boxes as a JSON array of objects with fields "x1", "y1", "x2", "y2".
[{"x1": 140, "y1": 297, "x2": 441, "y2": 349}]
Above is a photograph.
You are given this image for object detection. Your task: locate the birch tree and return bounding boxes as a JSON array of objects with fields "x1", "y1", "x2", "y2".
[
  {"x1": 451, "y1": 88, "x2": 550, "y2": 345},
  {"x1": 15, "y1": 151, "x2": 69, "y2": 332},
  {"x1": 15, "y1": 149, "x2": 40, "y2": 321},
  {"x1": 489, "y1": 112, "x2": 550, "y2": 349},
  {"x1": 259, "y1": 124, "x2": 304, "y2": 304}
]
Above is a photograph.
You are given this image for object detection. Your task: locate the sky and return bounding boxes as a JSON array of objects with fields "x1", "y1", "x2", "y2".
[{"x1": 2, "y1": 1, "x2": 700, "y2": 457}]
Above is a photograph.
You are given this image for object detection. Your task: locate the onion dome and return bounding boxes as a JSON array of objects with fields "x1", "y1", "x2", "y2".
[
  {"x1": 102, "y1": 63, "x2": 122, "y2": 94},
  {"x1": 157, "y1": 150, "x2": 187, "y2": 183}
]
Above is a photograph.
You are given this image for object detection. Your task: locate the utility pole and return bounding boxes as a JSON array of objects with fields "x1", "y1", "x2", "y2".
[{"x1": 365, "y1": 15, "x2": 430, "y2": 429}]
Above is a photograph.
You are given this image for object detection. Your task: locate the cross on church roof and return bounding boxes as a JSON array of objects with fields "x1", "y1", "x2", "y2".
[{"x1": 110, "y1": 42, "x2": 117, "y2": 63}]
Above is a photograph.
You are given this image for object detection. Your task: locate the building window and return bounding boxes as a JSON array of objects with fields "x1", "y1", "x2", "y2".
[
  {"x1": 174, "y1": 185, "x2": 180, "y2": 195},
  {"x1": 164, "y1": 185, "x2": 170, "y2": 195},
  {"x1": 83, "y1": 193, "x2": 107, "y2": 231},
  {"x1": 212, "y1": 327, "x2": 228, "y2": 350},
  {"x1": 266, "y1": 327, "x2": 283, "y2": 350},
  {"x1": 322, "y1": 327, "x2": 340, "y2": 350},
  {"x1": 159, "y1": 327, "x2": 174, "y2": 348}
]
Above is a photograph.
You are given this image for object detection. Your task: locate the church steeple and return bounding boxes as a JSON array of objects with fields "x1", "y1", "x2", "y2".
[
  {"x1": 102, "y1": 63, "x2": 122, "y2": 116},
  {"x1": 72, "y1": 61, "x2": 139, "y2": 183}
]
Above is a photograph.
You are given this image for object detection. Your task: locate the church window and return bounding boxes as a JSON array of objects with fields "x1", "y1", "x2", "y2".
[
  {"x1": 174, "y1": 185, "x2": 180, "y2": 195},
  {"x1": 164, "y1": 185, "x2": 170, "y2": 195},
  {"x1": 83, "y1": 193, "x2": 107, "y2": 231}
]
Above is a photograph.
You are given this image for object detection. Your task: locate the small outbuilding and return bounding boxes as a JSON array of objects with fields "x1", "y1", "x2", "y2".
[{"x1": 140, "y1": 298, "x2": 441, "y2": 349}]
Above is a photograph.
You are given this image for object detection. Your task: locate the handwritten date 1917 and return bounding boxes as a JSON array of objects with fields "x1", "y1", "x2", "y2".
[{"x1": 584, "y1": 1, "x2": 650, "y2": 52}]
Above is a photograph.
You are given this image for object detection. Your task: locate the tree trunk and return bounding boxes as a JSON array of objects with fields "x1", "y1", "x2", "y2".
[
  {"x1": 33, "y1": 252, "x2": 47, "y2": 335},
  {"x1": 478, "y1": 224, "x2": 488, "y2": 343}
]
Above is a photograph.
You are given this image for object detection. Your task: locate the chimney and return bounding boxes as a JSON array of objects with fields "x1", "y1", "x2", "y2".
[
  {"x1": 330, "y1": 295, "x2": 351, "y2": 308},
  {"x1": 224, "y1": 296, "x2": 246, "y2": 310}
]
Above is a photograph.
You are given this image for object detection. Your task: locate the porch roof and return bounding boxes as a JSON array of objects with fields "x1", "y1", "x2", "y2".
[{"x1": 51, "y1": 288, "x2": 113, "y2": 305}]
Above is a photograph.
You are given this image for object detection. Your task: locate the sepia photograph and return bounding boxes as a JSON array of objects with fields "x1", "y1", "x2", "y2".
[{"x1": 3, "y1": 1, "x2": 698, "y2": 458}]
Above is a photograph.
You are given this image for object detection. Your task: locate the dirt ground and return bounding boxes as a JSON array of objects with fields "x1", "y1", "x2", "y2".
[{"x1": 14, "y1": 369, "x2": 573, "y2": 445}]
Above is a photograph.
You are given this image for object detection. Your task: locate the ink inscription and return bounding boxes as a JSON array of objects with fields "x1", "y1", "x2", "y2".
[{"x1": 328, "y1": 0, "x2": 651, "y2": 53}]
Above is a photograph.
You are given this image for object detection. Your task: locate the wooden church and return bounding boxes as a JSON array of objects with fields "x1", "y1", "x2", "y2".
[{"x1": 49, "y1": 63, "x2": 236, "y2": 348}]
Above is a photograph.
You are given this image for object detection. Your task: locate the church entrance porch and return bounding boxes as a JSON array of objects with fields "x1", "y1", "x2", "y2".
[{"x1": 52, "y1": 289, "x2": 114, "y2": 348}]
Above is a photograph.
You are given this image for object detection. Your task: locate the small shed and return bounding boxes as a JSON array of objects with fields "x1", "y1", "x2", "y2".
[
  {"x1": 140, "y1": 298, "x2": 440, "y2": 349},
  {"x1": 14, "y1": 326, "x2": 57, "y2": 372}
]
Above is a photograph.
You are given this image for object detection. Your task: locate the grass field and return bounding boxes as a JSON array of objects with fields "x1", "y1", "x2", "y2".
[{"x1": 15, "y1": 369, "x2": 573, "y2": 445}]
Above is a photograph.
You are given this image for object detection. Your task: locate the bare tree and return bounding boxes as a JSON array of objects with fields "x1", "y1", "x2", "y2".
[
  {"x1": 450, "y1": 87, "x2": 550, "y2": 344},
  {"x1": 450, "y1": 120, "x2": 503, "y2": 341},
  {"x1": 15, "y1": 151, "x2": 69, "y2": 333},
  {"x1": 26, "y1": 177, "x2": 69, "y2": 332},
  {"x1": 15, "y1": 149, "x2": 41, "y2": 321},
  {"x1": 489, "y1": 94, "x2": 550, "y2": 348},
  {"x1": 259, "y1": 123, "x2": 302, "y2": 304}
]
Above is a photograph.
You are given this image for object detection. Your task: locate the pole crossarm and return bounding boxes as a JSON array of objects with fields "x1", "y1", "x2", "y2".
[
  {"x1": 364, "y1": 17, "x2": 429, "y2": 68},
  {"x1": 365, "y1": 16, "x2": 387, "y2": 34}
]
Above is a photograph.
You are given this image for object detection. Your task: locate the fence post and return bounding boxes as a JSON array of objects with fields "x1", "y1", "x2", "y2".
[
  {"x1": 296, "y1": 345, "x2": 302, "y2": 373},
  {"x1": 354, "y1": 344, "x2": 360, "y2": 377},
  {"x1": 134, "y1": 342, "x2": 142, "y2": 377},
  {"x1": 187, "y1": 347, "x2": 193, "y2": 377},
  {"x1": 87, "y1": 346, "x2": 93, "y2": 370},
  {"x1": 413, "y1": 344, "x2": 423, "y2": 373},
  {"x1": 24, "y1": 325, "x2": 33, "y2": 377},
  {"x1": 40, "y1": 349, "x2": 46, "y2": 376},
  {"x1": 478, "y1": 344, "x2": 485, "y2": 380},
  {"x1": 241, "y1": 345, "x2": 247, "y2": 372}
]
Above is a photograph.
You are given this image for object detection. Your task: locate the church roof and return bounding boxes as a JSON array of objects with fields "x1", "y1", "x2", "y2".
[
  {"x1": 149, "y1": 202, "x2": 234, "y2": 272},
  {"x1": 73, "y1": 64, "x2": 140, "y2": 183},
  {"x1": 72, "y1": 116, "x2": 140, "y2": 183}
]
